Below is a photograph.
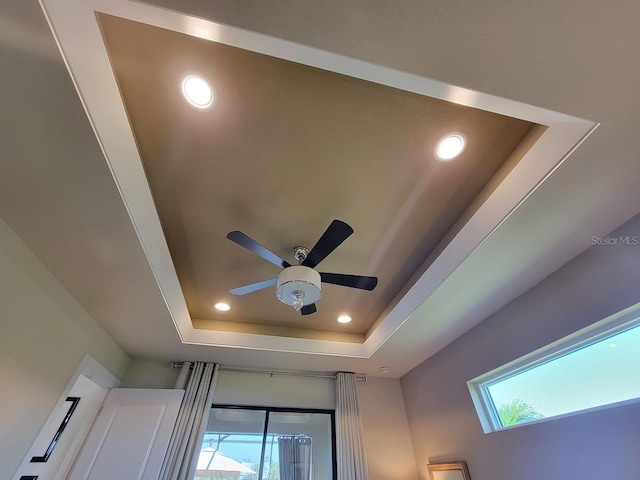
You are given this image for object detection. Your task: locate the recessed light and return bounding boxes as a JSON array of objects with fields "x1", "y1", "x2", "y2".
[
  {"x1": 181, "y1": 74, "x2": 214, "y2": 109},
  {"x1": 214, "y1": 302, "x2": 230, "y2": 312},
  {"x1": 379, "y1": 366, "x2": 391, "y2": 374},
  {"x1": 435, "y1": 133, "x2": 466, "y2": 161},
  {"x1": 337, "y1": 315, "x2": 352, "y2": 324}
]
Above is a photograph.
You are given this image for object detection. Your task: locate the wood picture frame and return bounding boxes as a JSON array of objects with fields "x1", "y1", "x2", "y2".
[{"x1": 427, "y1": 461, "x2": 471, "y2": 480}]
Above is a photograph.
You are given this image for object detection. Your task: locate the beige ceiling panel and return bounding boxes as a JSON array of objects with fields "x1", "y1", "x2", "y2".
[{"x1": 98, "y1": 14, "x2": 535, "y2": 340}]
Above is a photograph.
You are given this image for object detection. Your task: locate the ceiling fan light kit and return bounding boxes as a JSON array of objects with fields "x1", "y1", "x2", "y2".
[{"x1": 276, "y1": 266, "x2": 322, "y2": 311}]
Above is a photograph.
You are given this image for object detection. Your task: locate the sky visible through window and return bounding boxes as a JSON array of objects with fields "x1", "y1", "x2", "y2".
[
  {"x1": 487, "y1": 323, "x2": 640, "y2": 425},
  {"x1": 202, "y1": 432, "x2": 264, "y2": 463},
  {"x1": 200, "y1": 433, "x2": 268, "y2": 471}
]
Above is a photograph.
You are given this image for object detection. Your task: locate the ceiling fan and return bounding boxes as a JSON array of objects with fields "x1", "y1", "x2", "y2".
[{"x1": 227, "y1": 220, "x2": 378, "y2": 315}]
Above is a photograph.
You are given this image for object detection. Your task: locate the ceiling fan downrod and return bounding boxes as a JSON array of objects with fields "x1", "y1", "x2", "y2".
[{"x1": 293, "y1": 246, "x2": 309, "y2": 264}]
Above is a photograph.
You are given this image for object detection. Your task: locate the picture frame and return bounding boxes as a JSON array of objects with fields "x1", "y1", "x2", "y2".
[{"x1": 427, "y1": 461, "x2": 471, "y2": 480}]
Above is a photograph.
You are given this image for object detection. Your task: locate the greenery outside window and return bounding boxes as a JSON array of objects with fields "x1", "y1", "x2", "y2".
[{"x1": 467, "y1": 303, "x2": 640, "y2": 433}]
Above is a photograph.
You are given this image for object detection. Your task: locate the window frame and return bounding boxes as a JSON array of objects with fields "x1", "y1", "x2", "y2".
[
  {"x1": 467, "y1": 302, "x2": 640, "y2": 433},
  {"x1": 207, "y1": 404, "x2": 337, "y2": 479}
]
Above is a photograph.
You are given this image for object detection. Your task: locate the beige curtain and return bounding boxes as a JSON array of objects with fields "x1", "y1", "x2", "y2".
[
  {"x1": 335, "y1": 372, "x2": 369, "y2": 480},
  {"x1": 159, "y1": 362, "x2": 219, "y2": 480}
]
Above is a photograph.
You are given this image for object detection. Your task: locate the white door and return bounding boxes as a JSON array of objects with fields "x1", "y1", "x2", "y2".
[
  {"x1": 68, "y1": 388, "x2": 184, "y2": 480},
  {"x1": 11, "y1": 355, "x2": 119, "y2": 480}
]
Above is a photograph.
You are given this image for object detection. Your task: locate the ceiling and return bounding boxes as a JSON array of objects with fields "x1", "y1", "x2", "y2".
[
  {"x1": 98, "y1": 13, "x2": 535, "y2": 342},
  {"x1": 1, "y1": 0, "x2": 639, "y2": 377}
]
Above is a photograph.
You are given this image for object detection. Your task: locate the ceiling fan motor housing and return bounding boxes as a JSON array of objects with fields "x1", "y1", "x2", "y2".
[{"x1": 276, "y1": 266, "x2": 322, "y2": 307}]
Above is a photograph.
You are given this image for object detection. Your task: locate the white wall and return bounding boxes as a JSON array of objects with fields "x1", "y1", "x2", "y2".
[
  {"x1": 358, "y1": 377, "x2": 418, "y2": 480},
  {"x1": 215, "y1": 371, "x2": 420, "y2": 479},
  {"x1": 120, "y1": 358, "x2": 179, "y2": 388},
  {"x1": 119, "y1": 361, "x2": 338, "y2": 407},
  {"x1": 0, "y1": 218, "x2": 130, "y2": 478},
  {"x1": 400, "y1": 214, "x2": 640, "y2": 480},
  {"x1": 213, "y1": 370, "x2": 335, "y2": 409},
  {"x1": 121, "y1": 361, "x2": 420, "y2": 478}
]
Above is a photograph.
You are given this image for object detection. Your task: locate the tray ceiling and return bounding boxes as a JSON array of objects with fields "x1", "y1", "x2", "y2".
[
  {"x1": 29, "y1": 0, "x2": 598, "y2": 367},
  {"x1": 98, "y1": 14, "x2": 534, "y2": 342}
]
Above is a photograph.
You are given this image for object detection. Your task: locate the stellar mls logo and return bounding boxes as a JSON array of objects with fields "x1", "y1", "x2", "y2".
[{"x1": 591, "y1": 235, "x2": 639, "y2": 246}]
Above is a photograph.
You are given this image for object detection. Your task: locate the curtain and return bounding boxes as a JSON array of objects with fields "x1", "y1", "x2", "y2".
[
  {"x1": 159, "y1": 362, "x2": 219, "y2": 480},
  {"x1": 335, "y1": 372, "x2": 369, "y2": 480},
  {"x1": 278, "y1": 435, "x2": 313, "y2": 480}
]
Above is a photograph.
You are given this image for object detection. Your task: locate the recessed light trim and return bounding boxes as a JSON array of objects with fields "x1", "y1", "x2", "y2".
[
  {"x1": 337, "y1": 315, "x2": 352, "y2": 324},
  {"x1": 181, "y1": 74, "x2": 215, "y2": 110},
  {"x1": 435, "y1": 133, "x2": 467, "y2": 161},
  {"x1": 214, "y1": 302, "x2": 230, "y2": 311}
]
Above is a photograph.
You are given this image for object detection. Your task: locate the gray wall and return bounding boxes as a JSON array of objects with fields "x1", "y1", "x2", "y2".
[
  {"x1": 0, "y1": 218, "x2": 130, "y2": 478},
  {"x1": 400, "y1": 214, "x2": 640, "y2": 480}
]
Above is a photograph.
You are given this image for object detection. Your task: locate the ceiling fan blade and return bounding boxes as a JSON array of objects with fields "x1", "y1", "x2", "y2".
[
  {"x1": 301, "y1": 303, "x2": 317, "y2": 315},
  {"x1": 302, "y1": 220, "x2": 354, "y2": 268},
  {"x1": 320, "y1": 273, "x2": 378, "y2": 291},
  {"x1": 227, "y1": 231, "x2": 291, "y2": 268},
  {"x1": 229, "y1": 278, "x2": 278, "y2": 296}
]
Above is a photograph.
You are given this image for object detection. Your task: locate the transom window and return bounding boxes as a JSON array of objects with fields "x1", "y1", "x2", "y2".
[{"x1": 468, "y1": 303, "x2": 640, "y2": 432}]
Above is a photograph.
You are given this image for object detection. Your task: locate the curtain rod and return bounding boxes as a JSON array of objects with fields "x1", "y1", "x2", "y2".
[{"x1": 171, "y1": 362, "x2": 367, "y2": 382}]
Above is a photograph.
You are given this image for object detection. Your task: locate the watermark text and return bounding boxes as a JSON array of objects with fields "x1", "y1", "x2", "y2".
[{"x1": 591, "y1": 235, "x2": 639, "y2": 246}]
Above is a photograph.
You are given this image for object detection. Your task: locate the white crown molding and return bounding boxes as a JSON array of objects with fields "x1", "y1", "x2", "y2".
[{"x1": 39, "y1": 0, "x2": 596, "y2": 357}]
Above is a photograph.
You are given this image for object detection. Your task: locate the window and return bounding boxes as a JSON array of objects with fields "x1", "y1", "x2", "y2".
[
  {"x1": 468, "y1": 303, "x2": 640, "y2": 433},
  {"x1": 195, "y1": 406, "x2": 335, "y2": 480}
]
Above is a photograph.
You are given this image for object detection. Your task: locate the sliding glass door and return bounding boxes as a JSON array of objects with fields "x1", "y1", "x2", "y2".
[
  {"x1": 195, "y1": 406, "x2": 335, "y2": 480},
  {"x1": 197, "y1": 408, "x2": 266, "y2": 479}
]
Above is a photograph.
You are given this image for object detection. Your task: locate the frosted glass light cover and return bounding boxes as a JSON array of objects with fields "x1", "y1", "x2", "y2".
[
  {"x1": 435, "y1": 133, "x2": 466, "y2": 161},
  {"x1": 181, "y1": 75, "x2": 214, "y2": 109},
  {"x1": 276, "y1": 266, "x2": 321, "y2": 307}
]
